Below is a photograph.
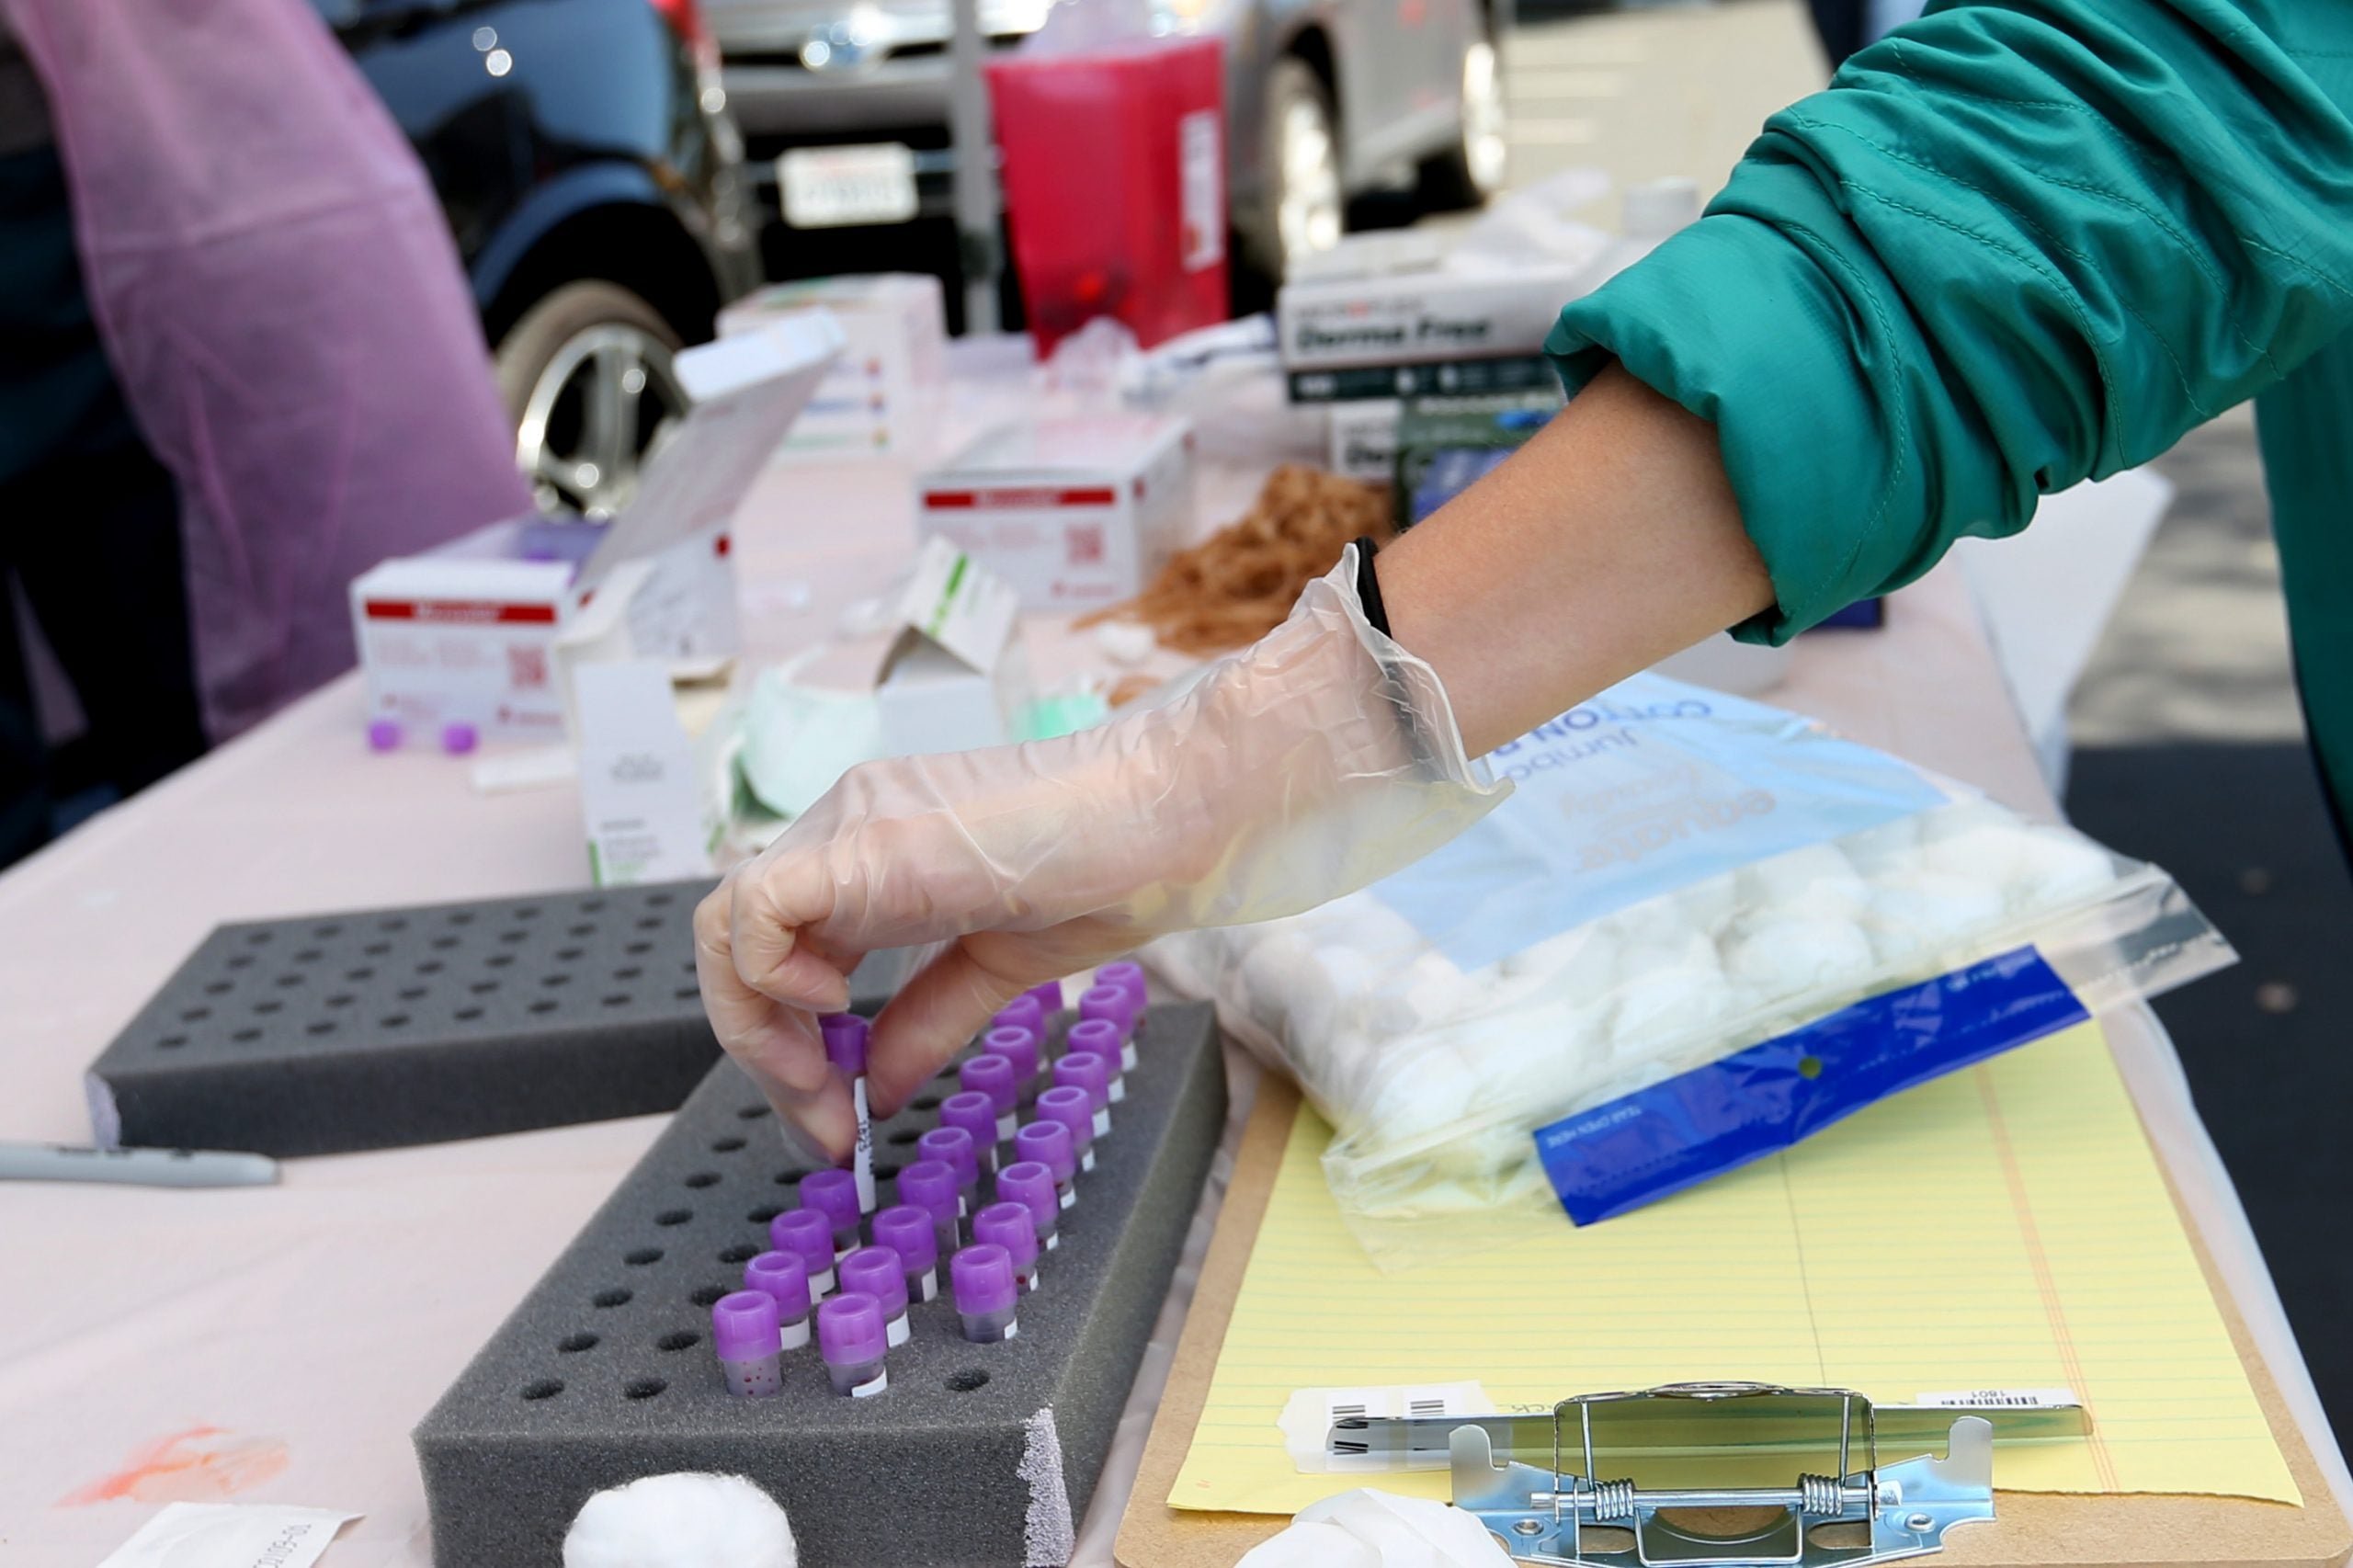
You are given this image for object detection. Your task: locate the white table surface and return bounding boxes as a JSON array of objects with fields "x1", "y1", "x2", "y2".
[{"x1": 3, "y1": 415, "x2": 2344, "y2": 1566}]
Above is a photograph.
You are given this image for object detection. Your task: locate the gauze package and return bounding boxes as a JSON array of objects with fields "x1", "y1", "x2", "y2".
[{"x1": 1152, "y1": 673, "x2": 2232, "y2": 1267}]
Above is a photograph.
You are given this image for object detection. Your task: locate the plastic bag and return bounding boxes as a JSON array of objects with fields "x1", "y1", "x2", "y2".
[{"x1": 1150, "y1": 672, "x2": 2233, "y2": 1267}]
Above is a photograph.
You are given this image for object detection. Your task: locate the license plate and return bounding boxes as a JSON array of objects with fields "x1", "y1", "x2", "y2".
[{"x1": 779, "y1": 143, "x2": 919, "y2": 228}]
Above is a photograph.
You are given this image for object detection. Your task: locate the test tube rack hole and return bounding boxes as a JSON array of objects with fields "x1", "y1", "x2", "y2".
[
  {"x1": 86, "y1": 880, "x2": 915, "y2": 1157},
  {"x1": 414, "y1": 1000, "x2": 1226, "y2": 1568}
]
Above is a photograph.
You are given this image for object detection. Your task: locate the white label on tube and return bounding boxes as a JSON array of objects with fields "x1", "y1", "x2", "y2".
[
  {"x1": 885, "y1": 1313, "x2": 910, "y2": 1348},
  {"x1": 1092, "y1": 1108, "x2": 1110, "y2": 1138},
  {"x1": 915, "y1": 1268, "x2": 938, "y2": 1302},
  {"x1": 1004, "y1": 1322, "x2": 1018, "y2": 1340},
  {"x1": 851, "y1": 1076, "x2": 875, "y2": 1213},
  {"x1": 812, "y1": 1267, "x2": 836, "y2": 1296},
  {"x1": 1043, "y1": 1232, "x2": 1059, "y2": 1252},
  {"x1": 1059, "y1": 1188, "x2": 1076, "y2": 1210},
  {"x1": 1081, "y1": 1150, "x2": 1097, "y2": 1172},
  {"x1": 780, "y1": 1318, "x2": 812, "y2": 1350},
  {"x1": 1122, "y1": 1043, "x2": 1138, "y2": 1071},
  {"x1": 996, "y1": 1113, "x2": 1017, "y2": 1140},
  {"x1": 852, "y1": 1370, "x2": 889, "y2": 1398},
  {"x1": 1107, "y1": 1078, "x2": 1127, "y2": 1104}
]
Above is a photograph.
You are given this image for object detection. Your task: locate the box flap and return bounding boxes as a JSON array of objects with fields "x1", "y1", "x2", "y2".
[
  {"x1": 880, "y1": 538, "x2": 1019, "y2": 679},
  {"x1": 576, "y1": 313, "x2": 845, "y2": 591}
]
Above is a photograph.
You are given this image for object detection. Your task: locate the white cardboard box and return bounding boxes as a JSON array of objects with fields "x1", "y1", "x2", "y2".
[
  {"x1": 867, "y1": 539, "x2": 1031, "y2": 758},
  {"x1": 1327, "y1": 398, "x2": 1404, "y2": 483},
  {"x1": 717, "y1": 274, "x2": 946, "y2": 459},
  {"x1": 355, "y1": 316, "x2": 843, "y2": 748},
  {"x1": 1276, "y1": 234, "x2": 1585, "y2": 402},
  {"x1": 915, "y1": 415, "x2": 1194, "y2": 611},
  {"x1": 573, "y1": 659, "x2": 718, "y2": 886},
  {"x1": 349, "y1": 551, "x2": 575, "y2": 745}
]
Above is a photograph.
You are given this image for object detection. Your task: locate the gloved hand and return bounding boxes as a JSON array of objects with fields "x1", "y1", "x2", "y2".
[{"x1": 695, "y1": 551, "x2": 1506, "y2": 1157}]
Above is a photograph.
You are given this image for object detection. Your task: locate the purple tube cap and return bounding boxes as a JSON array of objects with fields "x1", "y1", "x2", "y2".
[
  {"x1": 983, "y1": 1026, "x2": 1040, "y2": 1082},
  {"x1": 916, "y1": 1125, "x2": 979, "y2": 1188},
  {"x1": 1035, "y1": 1085, "x2": 1096, "y2": 1148},
  {"x1": 1096, "y1": 960, "x2": 1147, "y2": 1003},
  {"x1": 820, "y1": 1012, "x2": 870, "y2": 1077},
  {"x1": 366, "y1": 717, "x2": 403, "y2": 753},
  {"x1": 993, "y1": 993, "x2": 1045, "y2": 1034},
  {"x1": 1066, "y1": 1017, "x2": 1123, "y2": 1062},
  {"x1": 801, "y1": 1168, "x2": 860, "y2": 1230},
  {"x1": 744, "y1": 1249, "x2": 811, "y2": 1314},
  {"x1": 952, "y1": 1244, "x2": 1018, "y2": 1315},
  {"x1": 1051, "y1": 1050, "x2": 1109, "y2": 1110},
  {"x1": 1014, "y1": 1120, "x2": 1075, "y2": 1183},
  {"x1": 440, "y1": 721, "x2": 479, "y2": 756},
  {"x1": 712, "y1": 1290, "x2": 781, "y2": 1361},
  {"x1": 973, "y1": 1199, "x2": 1039, "y2": 1265},
  {"x1": 1078, "y1": 983, "x2": 1136, "y2": 1035},
  {"x1": 1025, "y1": 980, "x2": 1064, "y2": 1013},
  {"x1": 872, "y1": 1204, "x2": 938, "y2": 1270},
  {"x1": 939, "y1": 1089, "x2": 999, "y2": 1145},
  {"x1": 817, "y1": 1291, "x2": 888, "y2": 1364},
  {"x1": 770, "y1": 1208, "x2": 834, "y2": 1269},
  {"x1": 960, "y1": 1053, "x2": 1017, "y2": 1114},
  {"x1": 896, "y1": 1159, "x2": 960, "y2": 1219},
  {"x1": 840, "y1": 1245, "x2": 909, "y2": 1314},
  {"x1": 996, "y1": 1160, "x2": 1059, "y2": 1232}
]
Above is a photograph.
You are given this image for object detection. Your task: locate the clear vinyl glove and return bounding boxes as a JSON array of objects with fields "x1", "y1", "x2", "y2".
[{"x1": 695, "y1": 549, "x2": 1507, "y2": 1156}]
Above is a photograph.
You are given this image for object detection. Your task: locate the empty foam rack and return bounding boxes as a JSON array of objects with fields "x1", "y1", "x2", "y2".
[
  {"x1": 415, "y1": 1000, "x2": 1226, "y2": 1568},
  {"x1": 86, "y1": 879, "x2": 914, "y2": 1158}
]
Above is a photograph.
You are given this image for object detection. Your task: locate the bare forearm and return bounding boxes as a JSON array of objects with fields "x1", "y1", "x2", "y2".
[{"x1": 1380, "y1": 363, "x2": 1773, "y2": 757}]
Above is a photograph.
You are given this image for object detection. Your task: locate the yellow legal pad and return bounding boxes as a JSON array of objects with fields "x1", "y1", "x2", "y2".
[{"x1": 1170, "y1": 1021, "x2": 2299, "y2": 1514}]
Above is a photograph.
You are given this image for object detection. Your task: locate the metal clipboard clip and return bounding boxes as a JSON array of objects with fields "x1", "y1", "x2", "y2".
[{"x1": 1351, "y1": 1382, "x2": 2023, "y2": 1568}]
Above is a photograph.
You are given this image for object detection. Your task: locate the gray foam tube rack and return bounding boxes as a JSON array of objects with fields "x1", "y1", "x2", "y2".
[
  {"x1": 85, "y1": 880, "x2": 914, "y2": 1158},
  {"x1": 415, "y1": 1000, "x2": 1226, "y2": 1568}
]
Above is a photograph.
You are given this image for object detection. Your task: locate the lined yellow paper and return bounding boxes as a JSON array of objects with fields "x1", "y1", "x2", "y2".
[{"x1": 1172, "y1": 1022, "x2": 2298, "y2": 1513}]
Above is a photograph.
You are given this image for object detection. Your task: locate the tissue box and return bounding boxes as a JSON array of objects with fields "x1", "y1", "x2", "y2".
[
  {"x1": 717, "y1": 274, "x2": 945, "y2": 458},
  {"x1": 915, "y1": 415, "x2": 1194, "y2": 610}
]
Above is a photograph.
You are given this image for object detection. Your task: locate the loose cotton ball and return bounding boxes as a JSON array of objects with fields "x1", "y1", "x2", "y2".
[{"x1": 563, "y1": 1473, "x2": 795, "y2": 1568}]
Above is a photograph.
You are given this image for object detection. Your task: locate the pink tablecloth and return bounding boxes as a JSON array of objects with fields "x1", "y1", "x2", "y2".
[{"x1": 1, "y1": 441, "x2": 2342, "y2": 1565}]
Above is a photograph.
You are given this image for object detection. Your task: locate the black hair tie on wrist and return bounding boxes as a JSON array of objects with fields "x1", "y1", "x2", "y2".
[{"x1": 1352, "y1": 536, "x2": 1391, "y2": 638}]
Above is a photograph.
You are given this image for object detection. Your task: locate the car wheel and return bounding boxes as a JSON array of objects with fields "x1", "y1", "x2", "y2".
[
  {"x1": 494, "y1": 281, "x2": 689, "y2": 519},
  {"x1": 1421, "y1": 31, "x2": 1508, "y2": 210},
  {"x1": 1243, "y1": 58, "x2": 1345, "y2": 283}
]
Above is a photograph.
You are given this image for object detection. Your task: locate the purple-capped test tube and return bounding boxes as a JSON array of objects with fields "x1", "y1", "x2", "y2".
[
  {"x1": 1063, "y1": 1017, "x2": 1127, "y2": 1105},
  {"x1": 996, "y1": 1160, "x2": 1061, "y2": 1253},
  {"x1": 1095, "y1": 960, "x2": 1148, "y2": 1015},
  {"x1": 711, "y1": 1290, "x2": 784, "y2": 1396},
  {"x1": 817, "y1": 1292, "x2": 890, "y2": 1397},
  {"x1": 951, "y1": 1244, "x2": 1020, "y2": 1343},
  {"x1": 770, "y1": 1208, "x2": 838, "y2": 1296},
  {"x1": 1078, "y1": 983, "x2": 1140, "y2": 1073},
  {"x1": 1025, "y1": 980, "x2": 1064, "y2": 1016},
  {"x1": 872, "y1": 1204, "x2": 941, "y2": 1302},
  {"x1": 983, "y1": 1025, "x2": 1040, "y2": 1087},
  {"x1": 1051, "y1": 1050, "x2": 1112, "y2": 1140},
  {"x1": 744, "y1": 1249, "x2": 813, "y2": 1349},
  {"x1": 973, "y1": 1199, "x2": 1041, "y2": 1292},
  {"x1": 896, "y1": 1159, "x2": 962, "y2": 1259},
  {"x1": 938, "y1": 1090, "x2": 1003, "y2": 1170},
  {"x1": 820, "y1": 1012, "x2": 876, "y2": 1213},
  {"x1": 840, "y1": 1245, "x2": 912, "y2": 1347},
  {"x1": 1035, "y1": 1085, "x2": 1097, "y2": 1174},
  {"x1": 800, "y1": 1168, "x2": 862, "y2": 1258},
  {"x1": 916, "y1": 1124, "x2": 981, "y2": 1213},
  {"x1": 1067, "y1": 1015, "x2": 1130, "y2": 1104},
  {"x1": 960, "y1": 1054, "x2": 1018, "y2": 1140},
  {"x1": 1014, "y1": 1120, "x2": 1078, "y2": 1210},
  {"x1": 993, "y1": 993, "x2": 1045, "y2": 1038}
]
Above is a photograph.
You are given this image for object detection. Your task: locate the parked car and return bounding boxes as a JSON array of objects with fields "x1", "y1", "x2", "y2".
[
  {"x1": 318, "y1": 0, "x2": 761, "y2": 516},
  {"x1": 705, "y1": 0, "x2": 1506, "y2": 308}
]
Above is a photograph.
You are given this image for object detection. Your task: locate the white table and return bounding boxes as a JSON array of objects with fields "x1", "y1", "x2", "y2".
[{"x1": 2, "y1": 432, "x2": 2342, "y2": 1566}]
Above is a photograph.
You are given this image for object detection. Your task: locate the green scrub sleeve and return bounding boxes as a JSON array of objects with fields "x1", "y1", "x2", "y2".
[{"x1": 1546, "y1": 0, "x2": 2353, "y2": 643}]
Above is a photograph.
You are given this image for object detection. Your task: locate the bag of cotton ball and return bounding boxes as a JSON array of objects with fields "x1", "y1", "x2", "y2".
[{"x1": 1149, "y1": 672, "x2": 2231, "y2": 1268}]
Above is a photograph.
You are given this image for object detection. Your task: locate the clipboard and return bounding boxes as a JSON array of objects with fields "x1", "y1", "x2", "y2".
[{"x1": 1114, "y1": 1072, "x2": 2353, "y2": 1568}]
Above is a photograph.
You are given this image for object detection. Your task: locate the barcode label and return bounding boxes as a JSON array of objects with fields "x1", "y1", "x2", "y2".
[
  {"x1": 1915, "y1": 1387, "x2": 2076, "y2": 1409},
  {"x1": 1279, "y1": 1381, "x2": 1495, "y2": 1473}
]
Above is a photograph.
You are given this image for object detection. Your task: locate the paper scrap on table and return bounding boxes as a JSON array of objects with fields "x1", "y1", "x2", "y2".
[
  {"x1": 96, "y1": 1502, "x2": 358, "y2": 1568},
  {"x1": 1171, "y1": 1021, "x2": 2299, "y2": 1515}
]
